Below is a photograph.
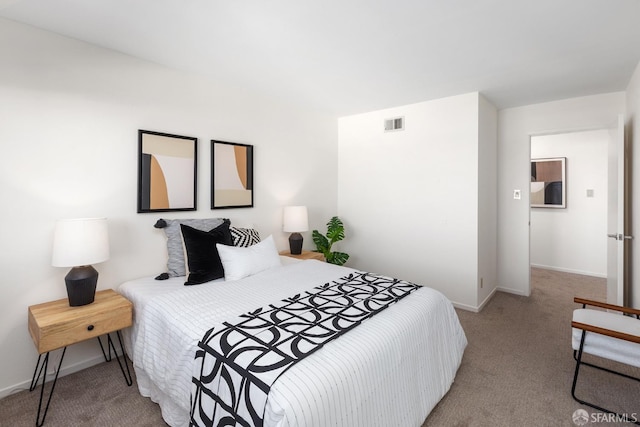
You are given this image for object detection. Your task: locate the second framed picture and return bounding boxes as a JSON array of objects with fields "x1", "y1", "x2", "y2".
[{"x1": 211, "y1": 140, "x2": 254, "y2": 209}]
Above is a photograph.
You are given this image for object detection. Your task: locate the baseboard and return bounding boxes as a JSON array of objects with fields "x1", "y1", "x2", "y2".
[
  {"x1": 530, "y1": 263, "x2": 606, "y2": 278},
  {"x1": 451, "y1": 287, "x2": 498, "y2": 313},
  {"x1": 496, "y1": 286, "x2": 530, "y2": 297},
  {"x1": 477, "y1": 287, "x2": 498, "y2": 311},
  {"x1": 0, "y1": 349, "x2": 125, "y2": 400},
  {"x1": 451, "y1": 301, "x2": 480, "y2": 312}
]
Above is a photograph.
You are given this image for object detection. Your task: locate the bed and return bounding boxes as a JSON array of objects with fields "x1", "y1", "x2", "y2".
[{"x1": 118, "y1": 220, "x2": 467, "y2": 427}]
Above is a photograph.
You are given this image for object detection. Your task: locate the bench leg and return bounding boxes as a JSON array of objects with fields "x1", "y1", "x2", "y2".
[{"x1": 571, "y1": 330, "x2": 640, "y2": 425}]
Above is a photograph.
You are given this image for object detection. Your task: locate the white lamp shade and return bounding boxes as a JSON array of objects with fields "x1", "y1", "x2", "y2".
[
  {"x1": 52, "y1": 218, "x2": 110, "y2": 267},
  {"x1": 283, "y1": 206, "x2": 309, "y2": 232}
]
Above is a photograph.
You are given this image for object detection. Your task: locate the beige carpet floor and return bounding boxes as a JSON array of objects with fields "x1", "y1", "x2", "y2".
[
  {"x1": 1, "y1": 268, "x2": 638, "y2": 426},
  {"x1": 425, "y1": 268, "x2": 639, "y2": 427}
]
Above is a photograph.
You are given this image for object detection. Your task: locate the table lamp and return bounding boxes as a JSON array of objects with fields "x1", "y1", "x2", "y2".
[
  {"x1": 52, "y1": 218, "x2": 110, "y2": 306},
  {"x1": 283, "y1": 206, "x2": 308, "y2": 255}
]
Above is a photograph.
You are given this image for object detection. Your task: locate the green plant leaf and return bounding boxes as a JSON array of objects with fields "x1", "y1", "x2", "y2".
[
  {"x1": 327, "y1": 251, "x2": 349, "y2": 266},
  {"x1": 312, "y1": 230, "x2": 330, "y2": 253},
  {"x1": 326, "y1": 216, "x2": 345, "y2": 244}
]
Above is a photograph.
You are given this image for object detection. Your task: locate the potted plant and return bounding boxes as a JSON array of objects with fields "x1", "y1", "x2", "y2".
[{"x1": 312, "y1": 216, "x2": 350, "y2": 266}]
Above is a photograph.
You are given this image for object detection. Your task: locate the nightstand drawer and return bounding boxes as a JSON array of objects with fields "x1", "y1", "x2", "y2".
[{"x1": 28, "y1": 290, "x2": 132, "y2": 354}]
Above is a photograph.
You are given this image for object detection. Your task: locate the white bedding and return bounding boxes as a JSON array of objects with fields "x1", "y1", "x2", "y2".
[{"x1": 118, "y1": 258, "x2": 467, "y2": 427}]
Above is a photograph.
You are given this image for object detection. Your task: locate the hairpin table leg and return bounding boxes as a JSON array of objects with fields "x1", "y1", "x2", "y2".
[
  {"x1": 29, "y1": 347, "x2": 67, "y2": 427},
  {"x1": 97, "y1": 331, "x2": 132, "y2": 386}
]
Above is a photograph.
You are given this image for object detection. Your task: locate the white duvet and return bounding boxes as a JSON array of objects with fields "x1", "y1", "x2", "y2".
[{"x1": 118, "y1": 258, "x2": 467, "y2": 427}]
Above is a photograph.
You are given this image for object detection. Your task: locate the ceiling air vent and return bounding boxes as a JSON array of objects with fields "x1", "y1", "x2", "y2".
[{"x1": 384, "y1": 116, "x2": 404, "y2": 132}]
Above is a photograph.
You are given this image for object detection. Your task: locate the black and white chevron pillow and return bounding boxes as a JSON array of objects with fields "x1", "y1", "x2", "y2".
[{"x1": 230, "y1": 226, "x2": 261, "y2": 247}]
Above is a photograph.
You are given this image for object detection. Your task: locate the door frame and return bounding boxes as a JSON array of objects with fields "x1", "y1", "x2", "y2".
[{"x1": 528, "y1": 124, "x2": 616, "y2": 295}]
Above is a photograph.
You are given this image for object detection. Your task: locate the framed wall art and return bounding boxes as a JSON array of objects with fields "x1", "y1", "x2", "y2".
[
  {"x1": 531, "y1": 157, "x2": 566, "y2": 208},
  {"x1": 211, "y1": 140, "x2": 253, "y2": 209},
  {"x1": 137, "y1": 130, "x2": 197, "y2": 213}
]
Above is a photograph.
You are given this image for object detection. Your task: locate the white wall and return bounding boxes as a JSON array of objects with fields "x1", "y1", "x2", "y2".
[
  {"x1": 627, "y1": 61, "x2": 640, "y2": 308},
  {"x1": 338, "y1": 92, "x2": 496, "y2": 310},
  {"x1": 497, "y1": 93, "x2": 625, "y2": 296},
  {"x1": 0, "y1": 18, "x2": 338, "y2": 397},
  {"x1": 530, "y1": 130, "x2": 609, "y2": 277}
]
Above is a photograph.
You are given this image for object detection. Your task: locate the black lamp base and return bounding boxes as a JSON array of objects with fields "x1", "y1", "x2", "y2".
[
  {"x1": 289, "y1": 232, "x2": 303, "y2": 255},
  {"x1": 65, "y1": 265, "x2": 98, "y2": 306}
]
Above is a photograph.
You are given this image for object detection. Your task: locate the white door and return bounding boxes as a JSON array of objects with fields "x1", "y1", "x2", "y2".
[{"x1": 606, "y1": 114, "x2": 629, "y2": 306}]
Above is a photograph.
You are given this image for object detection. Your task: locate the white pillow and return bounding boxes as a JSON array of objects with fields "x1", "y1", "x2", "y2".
[{"x1": 217, "y1": 235, "x2": 281, "y2": 281}]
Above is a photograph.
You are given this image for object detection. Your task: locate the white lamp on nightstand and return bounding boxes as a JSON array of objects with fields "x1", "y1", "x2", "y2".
[
  {"x1": 52, "y1": 217, "x2": 110, "y2": 307},
  {"x1": 283, "y1": 206, "x2": 308, "y2": 255}
]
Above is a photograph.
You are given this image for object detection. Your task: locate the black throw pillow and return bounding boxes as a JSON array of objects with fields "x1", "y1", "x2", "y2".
[{"x1": 181, "y1": 220, "x2": 233, "y2": 285}]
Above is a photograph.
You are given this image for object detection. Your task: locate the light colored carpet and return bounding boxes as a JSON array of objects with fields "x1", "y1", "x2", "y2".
[
  {"x1": 424, "y1": 268, "x2": 639, "y2": 427},
  {"x1": 1, "y1": 268, "x2": 637, "y2": 426}
]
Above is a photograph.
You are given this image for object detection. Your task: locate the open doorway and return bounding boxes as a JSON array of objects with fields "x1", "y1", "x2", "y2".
[{"x1": 529, "y1": 129, "x2": 610, "y2": 292}]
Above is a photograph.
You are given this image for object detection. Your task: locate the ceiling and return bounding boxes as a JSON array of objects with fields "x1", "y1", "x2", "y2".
[{"x1": 2, "y1": 0, "x2": 640, "y2": 116}]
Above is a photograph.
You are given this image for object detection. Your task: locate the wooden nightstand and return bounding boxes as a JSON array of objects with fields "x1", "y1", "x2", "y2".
[
  {"x1": 279, "y1": 250, "x2": 326, "y2": 261},
  {"x1": 27, "y1": 289, "x2": 133, "y2": 426}
]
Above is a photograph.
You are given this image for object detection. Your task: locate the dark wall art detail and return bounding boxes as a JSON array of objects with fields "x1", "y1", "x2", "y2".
[
  {"x1": 531, "y1": 157, "x2": 566, "y2": 208},
  {"x1": 211, "y1": 140, "x2": 253, "y2": 209},
  {"x1": 138, "y1": 130, "x2": 198, "y2": 213}
]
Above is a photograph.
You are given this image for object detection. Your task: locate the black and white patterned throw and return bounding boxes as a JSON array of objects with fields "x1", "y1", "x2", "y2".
[{"x1": 189, "y1": 272, "x2": 421, "y2": 427}]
